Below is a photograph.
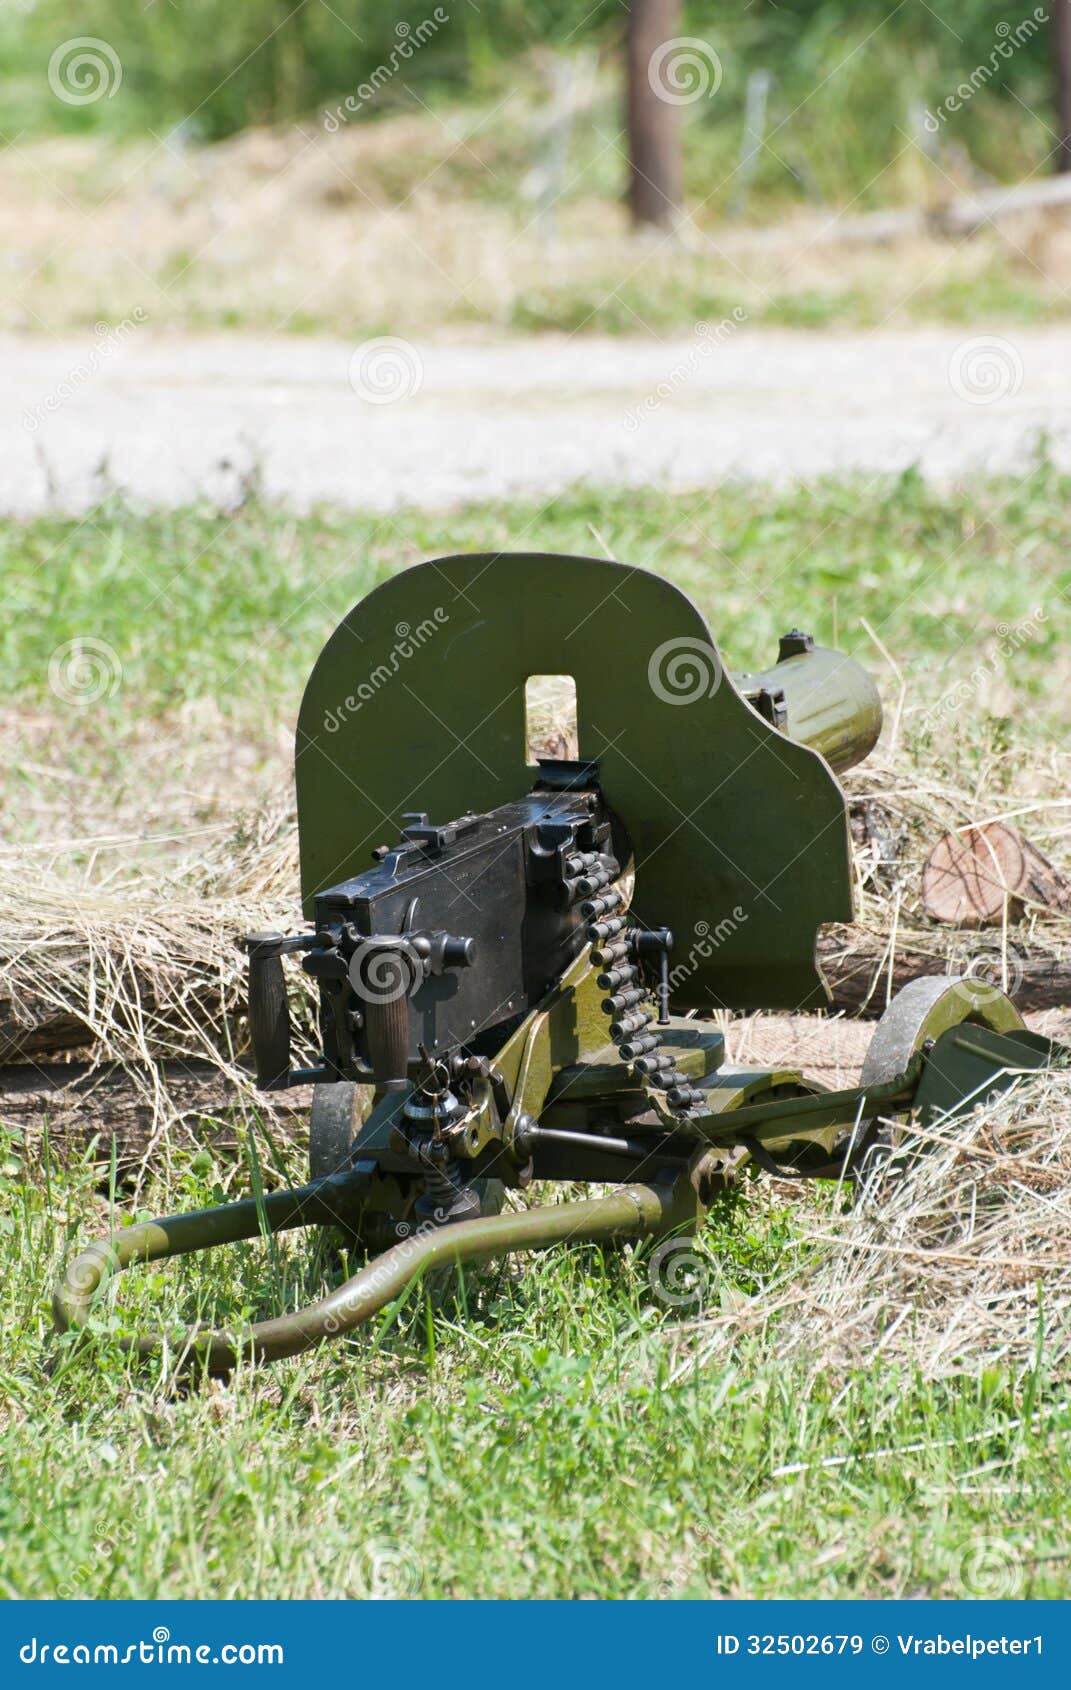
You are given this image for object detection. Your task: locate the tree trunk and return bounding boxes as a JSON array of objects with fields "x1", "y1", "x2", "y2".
[
  {"x1": 1055, "y1": 1, "x2": 1071, "y2": 172},
  {"x1": 626, "y1": 0, "x2": 683, "y2": 227},
  {"x1": 817, "y1": 929, "x2": 1071, "y2": 1018},
  {"x1": 2, "y1": 933, "x2": 1069, "y2": 1073}
]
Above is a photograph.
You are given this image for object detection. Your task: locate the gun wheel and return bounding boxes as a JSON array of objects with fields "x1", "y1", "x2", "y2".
[
  {"x1": 309, "y1": 1081, "x2": 363, "y2": 1182},
  {"x1": 857, "y1": 974, "x2": 1025, "y2": 1163}
]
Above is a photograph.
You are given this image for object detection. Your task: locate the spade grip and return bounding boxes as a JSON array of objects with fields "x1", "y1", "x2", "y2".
[
  {"x1": 350, "y1": 937, "x2": 416, "y2": 1092},
  {"x1": 364, "y1": 994, "x2": 410, "y2": 1092},
  {"x1": 247, "y1": 932, "x2": 292, "y2": 1090}
]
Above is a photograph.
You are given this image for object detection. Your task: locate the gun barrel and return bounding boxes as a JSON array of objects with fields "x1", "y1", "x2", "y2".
[{"x1": 734, "y1": 640, "x2": 883, "y2": 775}]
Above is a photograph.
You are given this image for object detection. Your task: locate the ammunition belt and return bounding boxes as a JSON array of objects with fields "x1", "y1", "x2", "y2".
[{"x1": 580, "y1": 866, "x2": 704, "y2": 1119}]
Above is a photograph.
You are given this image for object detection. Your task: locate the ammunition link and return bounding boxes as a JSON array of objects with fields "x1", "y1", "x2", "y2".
[
  {"x1": 618, "y1": 1032, "x2": 660, "y2": 1059},
  {"x1": 593, "y1": 940, "x2": 630, "y2": 968},
  {"x1": 580, "y1": 889, "x2": 624, "y2": 920},
  {"x1": 634, "y1": 1052, "x2": 675, "y2": 1075},
  {"x1": 587, "y1": 881, "x2": 704, "y2": 1121},
  {"x1": 588, "y1": 915, "x2": 626, "y2": 943}
]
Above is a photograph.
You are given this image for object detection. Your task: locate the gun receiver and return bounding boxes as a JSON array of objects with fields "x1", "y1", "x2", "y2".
[{"x1": 248, "y1": 767, "x2": 628, "y2": 1096}]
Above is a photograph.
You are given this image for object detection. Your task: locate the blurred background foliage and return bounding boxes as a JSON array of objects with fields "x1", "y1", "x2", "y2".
[{"x1": 0, "y1": 1, "x2": 1059, "y2": 207}]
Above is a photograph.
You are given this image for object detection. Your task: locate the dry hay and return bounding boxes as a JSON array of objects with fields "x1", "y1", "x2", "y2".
[
  {"x1": 1, "y1": 704, "x2": 1067, "y2": 1189},
  {"x1": 829, "y1": 734, "x2": 1071, "y2": 1013},
  {"x1": 0, "y1": 805, "x2": 299, "y2": 1062},
  {"x1": 675, "y1": 1070, "x2": 1071, "y2": 1382},
  {"x1": 0, "y1": 802, "x2": 312, "y2": 1167},
  {"x1": 794, "y1": 1073, "x2": 1071, "y2": 1377}
]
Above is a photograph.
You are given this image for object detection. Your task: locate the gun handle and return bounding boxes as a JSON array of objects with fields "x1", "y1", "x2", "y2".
[
  {"x1": 363, "y1": 994, "x2": 410, "y2": 1093},
  {"x1": 247, "y1": 934, "x2": 292, "y2": 1090}
]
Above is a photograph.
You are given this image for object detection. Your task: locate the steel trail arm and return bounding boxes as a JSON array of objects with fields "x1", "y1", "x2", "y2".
[
  {"x1": 53, "y1": 1175, "x2": 696, "y2": 1379},
  {"x1": 53, "y1": 978, "x2": 1068, "y2": 1377},
  {"x1": 40, "y1": 1039, "x2": 981, "y2": 1377}
]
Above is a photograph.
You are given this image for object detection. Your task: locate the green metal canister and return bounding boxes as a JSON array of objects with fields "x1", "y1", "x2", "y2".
[{"x1": 734, "y1": 630, "x2": 883, "y2": 774}]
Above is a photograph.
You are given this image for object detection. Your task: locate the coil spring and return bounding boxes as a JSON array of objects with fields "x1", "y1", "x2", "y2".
[{"x1": 416, "y1": 1144, "x2": 464, "y2": 1211}]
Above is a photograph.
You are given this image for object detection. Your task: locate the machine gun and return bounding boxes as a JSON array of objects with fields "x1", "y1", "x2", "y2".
[{"x1": 55, "y1": 553, "x2": 1068, "y2": 1373}]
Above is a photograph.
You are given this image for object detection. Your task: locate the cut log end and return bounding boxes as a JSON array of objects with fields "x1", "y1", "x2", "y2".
[{"x1": 921, "y1": 822, "x2": 1071, "y2": 927}]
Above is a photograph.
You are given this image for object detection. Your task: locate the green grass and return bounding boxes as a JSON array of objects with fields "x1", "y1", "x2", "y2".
[
  {"x1": 3, "y1": 1123, "x2": 1070, "y2": 1599},
  {"x1": 4, "y1": 12, "x2": 1068, "y2": 337},
  {"x1": 0, "y1": 0, "x2": 1054, "y2": 195},
  {"x1": 1, "y1": 468, "x2": 1069, "y2": 1598},
  {"x1": 2, "y1": 460, "x2": 1067, "y2": 736},
  {"x1": 507, "y1": 249, "x2": 1071, "y2": 337}
]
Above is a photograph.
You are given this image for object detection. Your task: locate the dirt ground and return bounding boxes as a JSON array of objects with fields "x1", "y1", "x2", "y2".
[{"x1": 6, "y1": 323, "x2": 1071, "y2": 515}]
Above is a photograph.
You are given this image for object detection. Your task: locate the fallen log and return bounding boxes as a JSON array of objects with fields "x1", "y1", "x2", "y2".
[
  {"x1": 2, "y1": 930, "x2": 1069, "y2": 1072},
  {"x1": 818, "y1": 928, "x2": 1071, "y2": 1016},
  {"x1": 789, "y1": 173, "x2": 1071, "y2": 248},
  {"x1": 920, "y1": 823, "x2": 1071, "y2": 927},
  {"x1": 0, "y1": 1003, "x2": 88, "y2": 1065},
  {"x1": 0, "y1": 1060, "x2": 311, "y2": 1176},
  {"x1": 4, "y1": 1000, "x2": 1066, "y2": 1175},
  {"x1": 929, "y1": 173, "x2": 1071, "y2": 237}
]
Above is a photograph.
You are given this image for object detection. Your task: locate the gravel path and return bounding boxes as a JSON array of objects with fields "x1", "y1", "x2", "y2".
[{"x1": 4, "y1": 326, "x2": 1069, "y2": 515}]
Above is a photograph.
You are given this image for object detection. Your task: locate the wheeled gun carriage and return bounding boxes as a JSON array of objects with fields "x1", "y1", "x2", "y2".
[{"x1": 55, "y1": 554, "x2": 1068, "y2": 1373}]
